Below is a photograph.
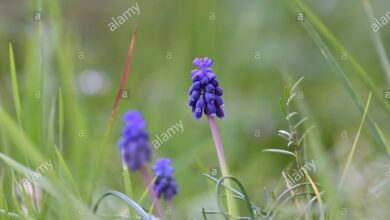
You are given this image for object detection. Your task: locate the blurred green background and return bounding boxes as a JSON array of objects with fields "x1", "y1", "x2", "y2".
[{"x1": 1, "y1": 0, "x2": 390, "y2": 219}]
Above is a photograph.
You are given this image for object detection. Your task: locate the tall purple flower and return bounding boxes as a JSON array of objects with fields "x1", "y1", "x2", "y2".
[
  {"x1": 117, "y1": 111, "x2": 152, "y2": 171},
  {"x1": 188, "y1": 57, "x2": 224, "y2": 119},
  {"x1": 152, "y1": 158, "x2": 178, "y2": 201}
]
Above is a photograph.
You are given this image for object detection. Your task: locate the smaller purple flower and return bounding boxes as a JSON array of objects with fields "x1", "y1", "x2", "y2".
[
  {"x1": 152, "y1": 158, "x2": 178, "y2": 201},
  {"x1": 118, "y1": 111, "x2": 152, "y2": 171},
  {"x1": 188, "y1": 57, "x2": 224, "y2": 119}
]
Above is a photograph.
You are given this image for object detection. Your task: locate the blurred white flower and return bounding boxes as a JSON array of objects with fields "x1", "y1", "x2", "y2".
[{"x1": 77, "y1": 70, "x2": 111, "y2": 95}]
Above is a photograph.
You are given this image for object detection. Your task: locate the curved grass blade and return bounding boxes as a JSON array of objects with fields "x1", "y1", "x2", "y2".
[
  {"x1": 93, "y1": 190, "x2": 156, "y2": 220},
  {"x1": 215, "y1": 176, "x2": 255, "y2": 220},
  {"x1": 204, "y1": 174, "x2": 264, "y2": 216},
  {"x1": 265, "y1": 182, "x2": 315, "y2": 218}
]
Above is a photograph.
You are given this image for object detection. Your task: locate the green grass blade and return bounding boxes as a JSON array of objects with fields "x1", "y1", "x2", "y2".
[
  {"x1": 47, "y1": 97, "x2": 56, "y2": 156},
  {"x1": 38, "y1": 193, "x2": 49, "y2": 220},
  {"x1": 0, "y1": 107, "x2": 43, "y2": 166},
  {"x1": 0, "y1": 173, "x2": 11, "y2": 220},
  {"x1": 362, "y1": 0, "x2": 390, "y2": 83},
  {"x1": 293, "y1": 0, "x2": 390, "y2": 115},
  {"x1": 52, "y1": 145, "x2": 80, "y2": 197},
  {"x1": 121, "y1": 163, "x2": 134, "y2": 216},
  {"x1": 8, "y1": 43, "x2": 22, "y2": 128},
  {"x1": 58, "y1": 88, "x2": 64, "y2": 152},
  {"x1": 374, "y1": 123, "x2": 390, "y2": 157},
  {"x1": 339, "y1": 92, "x2": 372, "y2": 187},
  {"x1": 137, "y1": 175, "x2": 158, "y2": 204},
  {"x1": 0, "y1": 153, "x2": 96, "y2": 219},
  {"x1": 289, "y1": 0, "x2": 385, "y2": 152}
]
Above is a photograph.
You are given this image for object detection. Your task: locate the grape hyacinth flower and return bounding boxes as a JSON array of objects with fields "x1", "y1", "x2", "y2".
[
  {"x1": 187, "y1": 57, "x2": 238, "y2": 215},
  {"x1": 188, "y1": 57, "x2": 224, "y2": 119},
  {"x1": 117, "y1": 111, "x2": 163, "y2": 217},
  {"x1": 152, "y1": 158, "x2": 178, "y2": 201},
  {"x1": 117, "y1": 111, "x2": 152, "y2": 171}
]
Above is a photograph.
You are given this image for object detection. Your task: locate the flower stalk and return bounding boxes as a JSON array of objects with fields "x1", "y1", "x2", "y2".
[{"x1": 207, "y1": 115, "x2": 238, "y2": 217}]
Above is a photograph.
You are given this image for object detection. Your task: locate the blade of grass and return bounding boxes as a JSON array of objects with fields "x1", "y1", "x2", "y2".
[
  {"x1": 121, "y1": 163, "x2": 134, "y2": 218},
  {"x1": 339, "y1": 92, "x2": 372, "y2": 188},
  {"x1": 293, "y1": 0, "x2": 390, "y2": 115},
  {"x1": 52, "y1": 145, "x2": 80, "y2": 197},
  {"x1": 38, "y1": 193, "x2": 49, "y2": 220},
  {"x1": 137, "y1": 175, "x2": 158, "y2": 204},
  {"x1": 289, "y1": 1, "x2": 386, "y2": 154},
  {"x1": 90, "y1": 26, "x2": 138, "y2": 196},
  {"x1": 374, "y1": 123, "x2": 390, "y2": 157},
  {"x1": 58, "y1": 88, "x2": 64, "y2": 152},
  {"x1": 0, "y1": 153, "x2": 97, "y2": 219},
  {"x1": 302, "y1": 170, "x2": 324, "y2": 220},
  {"x1": 0, "y1": 173, "x2": 11, "y2": 220},
  {"x1": 47, "y1": 97, "x2": 56, "y2": 157},
  {"x1": 0, "y1": 107, "x2": 44, "y2": 166},
  {"x1": 46, "y1": 0, "x2": 89, "y2": 184},
  {"x1": 362, "y1": 0, "x2": 390, "y2": 84},
  {"x1": 8, "y1": 43, "x2": 22, "y2": 128},
  {"x1": 93, "y1": 191, "x2": 156, "y2": 219}
]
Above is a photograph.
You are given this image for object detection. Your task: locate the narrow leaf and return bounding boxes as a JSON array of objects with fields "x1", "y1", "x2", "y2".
[{"x1": 262, "y1": 149, "x2": 296, "y2": 157}]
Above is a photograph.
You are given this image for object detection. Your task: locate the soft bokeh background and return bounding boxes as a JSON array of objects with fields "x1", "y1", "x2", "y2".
[{"x1": 1, "y1": 0, "x2": 390, "y2": 219}]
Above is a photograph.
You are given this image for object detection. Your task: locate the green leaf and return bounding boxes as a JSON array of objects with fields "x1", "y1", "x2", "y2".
[
  {"x1": 283, "y1": 86, "x2": 290, "y2": 104},
  {"x1": 262, "y1": 149, "x2": 297, "y2": 157},
  {"x1": 290, "y1": 77, "x2": 305, "y2": 92},
  {"x1": 294, "y1": 117, "x2": 308, "y2": 129},
  {"x1": 93, "y1": 190, "x2": 155, "y2": 219}
]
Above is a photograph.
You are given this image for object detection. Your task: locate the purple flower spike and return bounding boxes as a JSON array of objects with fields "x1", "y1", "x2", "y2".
[
  {"x1": 152, "y1": 158, "x2": 178, "y2": 201},
  {"x1": 118, "y1": 111, "x2": 152, "y2": 171},
  {"x1": 188, "y1": 57, "x2": 224, "y2": 119}
]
